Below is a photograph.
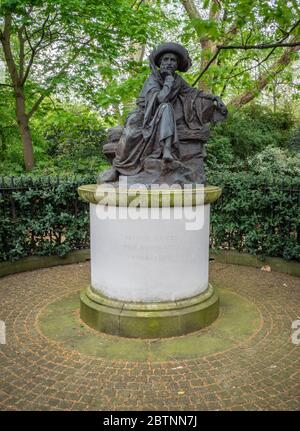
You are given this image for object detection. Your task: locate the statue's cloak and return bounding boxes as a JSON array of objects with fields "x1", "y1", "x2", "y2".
[{"x1": 113, "y1": 72, "x2": 226, "y2": 184}]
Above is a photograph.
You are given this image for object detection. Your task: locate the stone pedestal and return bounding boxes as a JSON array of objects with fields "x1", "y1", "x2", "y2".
[{"x1": 78, "y1": 184, "x2": 221, "y2": 338}]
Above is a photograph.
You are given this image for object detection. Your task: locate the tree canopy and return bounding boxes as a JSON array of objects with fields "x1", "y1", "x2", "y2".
[{"x1": 0, "y1": 0, "x2": 299, "y2": 171}]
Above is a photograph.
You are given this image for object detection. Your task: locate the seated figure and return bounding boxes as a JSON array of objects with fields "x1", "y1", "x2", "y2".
[{"x1": 99, "y1": 42, "x2": 227, "y2": 186}]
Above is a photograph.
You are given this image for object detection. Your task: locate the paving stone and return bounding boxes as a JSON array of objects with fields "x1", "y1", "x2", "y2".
[{"x1": 0, "y1": 261, "x2": 299, "y2": 410}]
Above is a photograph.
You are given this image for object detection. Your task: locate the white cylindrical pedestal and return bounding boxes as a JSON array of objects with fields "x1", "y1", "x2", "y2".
[
  {"x1": 78, "y1": 184, "x2": 221, "y2": 338},
  {"x1": 90, "y1": 204, "x2": 210, "y2": 302}
]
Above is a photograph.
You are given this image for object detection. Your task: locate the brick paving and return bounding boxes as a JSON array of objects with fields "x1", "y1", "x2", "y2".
[{"x1": 0, "y1": 261, "x2": 299, "y2": 411}]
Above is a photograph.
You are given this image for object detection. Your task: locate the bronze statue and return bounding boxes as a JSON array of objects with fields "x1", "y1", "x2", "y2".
[{"x1": 100, "y1": 42, "x2": 227, "y2": 186}]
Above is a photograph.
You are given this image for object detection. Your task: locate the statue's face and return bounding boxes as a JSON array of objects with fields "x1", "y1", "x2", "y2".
[{"x1": 159, "y1": 52, "x2": 178, "y2": 75}]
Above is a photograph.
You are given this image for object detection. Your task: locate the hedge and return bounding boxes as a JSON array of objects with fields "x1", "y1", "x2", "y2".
[
  {"x1": 0, "y1": 175, "x2": 95, "y2": 261},
  {"x1": 208, "y1": 171, "x2": 300, "y2": 261},
  {"x1": 0, "y1": 173, "x2": 299, "y2": 262}
]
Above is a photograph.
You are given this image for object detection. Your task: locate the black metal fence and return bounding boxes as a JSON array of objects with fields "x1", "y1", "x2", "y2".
[{"x1": 0, "y1": 175, "x2": 299, "y2": 262}]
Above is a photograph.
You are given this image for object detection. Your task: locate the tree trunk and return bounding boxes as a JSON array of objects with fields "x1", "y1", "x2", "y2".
[
  {"x1": 15, "y1": 87, "x2": 34, "y2": 171},
  {"x1": 199, "y1": 39, "x2": 216, "y2": 91},
  {"x1": 131, "y1": 43, "x2": 145, "y2": 62},
  {"x1": 229, "y1": 44, "x2": 300, "y2": 108},
  {"x1": 1, "y1": 14, "x2": 34, "y2": 171},
  {"x1": 181, "y1": 0, "x2": 221, "y2": 91}
]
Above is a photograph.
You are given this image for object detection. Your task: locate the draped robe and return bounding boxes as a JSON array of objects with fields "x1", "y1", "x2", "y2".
[{"x1": 111, "y1": 72, "x2": 227, "y2": 185}]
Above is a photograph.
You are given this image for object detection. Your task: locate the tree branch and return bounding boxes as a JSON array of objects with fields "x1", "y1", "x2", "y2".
[
  {"x1": 18, "y1": 25, "x2": 25, "y2": 80},
  {"x1": 21, "y1": 13, "x2": 51, "y2": 85},
  {"x1": 192, "y1": 19, "x2": 300, "y2": 86},
  {"x1": 27, "y1": 47, "x2": 85, "y2": 119},
  {"x1": 219, "y1": 18, "x2": 300, "y2": 50},
  {"x1": 24, "y1": 26, "x2": 34, "y2": 51},
  {"x1": 135, "y1": 0, "x2": 145, "y2": 9},
  {"x1": 181, "y1": 0, "x2": 202, "y2": 21},
  {"x1": 0, "y1": 83, "x2": 13, "y2": 88},
  {"x1": 217, "y1": 41, "x2": 300, "y2": 49},
  {"x1": 1, "y1": 14, "x2": 20, "y2": 87},
  {"x1": 229, "y1": 44, "x2": 300, "y2": 107},
  {"x1": 181, "y1": 0, "x2": 238, "y2": 90},
  {"x1": 219, "y1": 55, "x2": 253, "y2": 97},
  {"x1": 224, "y1": 46, "x2": 277, "y2": 82},
  {"x1": 192, "y1": 48, "x2": 221, "y2": 86}
]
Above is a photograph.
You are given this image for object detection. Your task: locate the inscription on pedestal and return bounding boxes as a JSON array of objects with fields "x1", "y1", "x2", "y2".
[{"x1": 90, "y1": 204, "x2": 210, "y2": 301}]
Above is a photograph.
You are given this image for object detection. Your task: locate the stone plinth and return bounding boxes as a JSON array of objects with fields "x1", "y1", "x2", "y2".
[{"x1": 78, "y1": 184, "x2": 221, "y2": 338}]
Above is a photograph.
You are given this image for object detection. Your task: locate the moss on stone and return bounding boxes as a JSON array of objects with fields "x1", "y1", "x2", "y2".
[
  {"x1": 80, "y1": 286, "x2": 220, "y2": 338},
  {"x1": 38, "y1": 289, "x2": 261, "y2": 361},
  {"x1": 77, "y1": 184, "x2": 222, "y2": 207}
]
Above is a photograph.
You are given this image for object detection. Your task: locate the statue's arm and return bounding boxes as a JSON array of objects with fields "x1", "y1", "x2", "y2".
[
  {"x1": 143, "y1": 75, "x2": 174, "y2": 125},
  {"x1": 197, "y1": 90, "x2": 227, "y2": 120},
  {"x1": 211, "y1": 95, "x2": 227, "y2": 118},
  {"x1": 156, "y1": 75, "x2": 175, "y2": 104},
  {"x1": 181, "y1": 77, "x2": 227, "y2": 122}
]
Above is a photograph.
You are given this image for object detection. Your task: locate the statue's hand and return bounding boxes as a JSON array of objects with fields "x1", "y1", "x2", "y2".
[
  {"x1": 164, "y1": 73, "x2": 174, "y2": 81},
  {"x1": 160, "y1": 68, "x2": 174, "y2": 80},
  {"x1": 213, "y1": 96, "x2": 227, "y2": 116},
  {"x1": 163, "y1": 75, "x2": 175, "y2": 90}
]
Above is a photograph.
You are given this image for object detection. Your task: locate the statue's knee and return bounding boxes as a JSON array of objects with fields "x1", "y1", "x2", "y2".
[{"x1": 160, "y1": 103, "x2": 173, "y2": 118}]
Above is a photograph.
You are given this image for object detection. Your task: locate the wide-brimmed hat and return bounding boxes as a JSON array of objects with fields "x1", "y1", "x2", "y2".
[{"x1": 150, "y1": 42, "x2": 192, "y2": 72}]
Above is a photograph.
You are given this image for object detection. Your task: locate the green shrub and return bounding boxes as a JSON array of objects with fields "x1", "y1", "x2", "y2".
[
  {"x1": 208, "y1": 171, "x2": 300, "y2": 261},
  {"x1": 0, "y1": 175, "x2": 95, "y2": 261},
  {"x1": 210, "y1": 104, "x2": 296, "y2": 162},
  {"x1": 247, "y1": 147, "x2": 300, "y2": 178},
  {"x1": 30, "y1": 102, "x2": 109, "y2": 175},
  {"x1": 1, "y1": 172, "x2": 299, "y2": 263},
  {"x1": 205, "y1": 135, "x2": 235, "y2": 168},
  {"x1": 0, "y1": 96, "x2": 110, "y2": 176},
  {"x1": 0, "y1": 88, "x2": 24, "y2": 172},
  {"x1": 288, "y1": 124, "x2": 300, "y2": 154}
]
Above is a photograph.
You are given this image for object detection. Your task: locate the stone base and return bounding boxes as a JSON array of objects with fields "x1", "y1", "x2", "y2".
[{"x1": 80, "y1": 284, "x2": 219, "y2": 338}]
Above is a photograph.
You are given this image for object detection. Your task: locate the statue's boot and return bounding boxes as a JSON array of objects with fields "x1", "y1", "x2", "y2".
[
  {"x1": 97, "y1": 167, "x2": 119, "y2": 183},
  {"x1": 162, "y1": 138, "x2": 174, "y2": 162}
]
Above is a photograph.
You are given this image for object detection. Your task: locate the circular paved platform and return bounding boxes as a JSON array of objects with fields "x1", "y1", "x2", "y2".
[{"x1": 0, "y1": 261, "x2": 299, "y2": 411}]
